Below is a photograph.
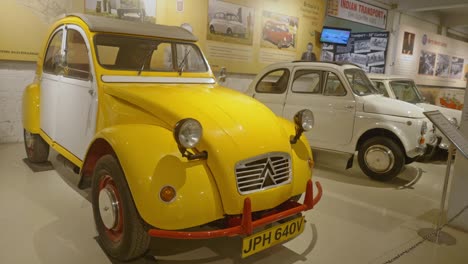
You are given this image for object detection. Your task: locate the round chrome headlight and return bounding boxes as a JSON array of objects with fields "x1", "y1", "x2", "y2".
[
  {"x1": 421, "y1": 121, "x2": 428, "y2": 135},
  {"x1": 294, "y1": 109, "x2": 314, "y2": 131},
  {"x1": 174, "y1": 118, "x2": 202, "y2": 148},
  {"x1": 448, "y1": 117, "x2": 458, "y2": 127}
]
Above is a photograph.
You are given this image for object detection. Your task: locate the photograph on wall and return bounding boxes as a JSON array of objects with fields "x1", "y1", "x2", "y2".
[
  {"x1": 354, "y1": 39, "x2": 371, "y2": 53},
  {"x1": 320, "y1": 32, "x2": 389, "y2": 73},
  {"x1": 367, "y1": 51, "x2": 385, "y2": 66},
  {"x1": 207, "y1": 0, "x2": 254, "y2": 46},
  {"x1": 369, "y1": 37, "x2": 387, "y2": 51},
  {"x1": 261, "y1": 10, "x2": 298, "y2": 51},
  {"x1": 85, "y1": 0, "x2": 156, "y2": 23},
  {"x1": 464, "y1": 64, "x2": 468, "y2": 81},
  {"x1": 335, "y1": 53, "x2": 351, "y2": 62},
  {"x1": 401, "y1": 31, "x2": 415, "y2": 55},
  {"x1": 350, "y1": 53, "x2": 368, "y2": 68},
  {"x1": 449, "y1": 57, "x2": 464, "y2": 79},
  {"x1": 322, "y1": 43, "x2": 334, "y2": 50},
  {"x1": 418, "y1": 50, "x2": 436, "y2": 75},
  {"x1": 435, "y1": 54, "x2": 450, "y2": 77},
  {"x1": 370, "y1": 67, "x2": 384, "y2": 74},
  {"x1": 321, "y1": 50, "x2": 334, "y2": 61}
]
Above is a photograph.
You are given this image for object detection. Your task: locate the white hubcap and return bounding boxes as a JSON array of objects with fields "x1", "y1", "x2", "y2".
[
  {"x1": 364, "y1": 144, "x2": 395, "y2": 173},
  {"x1": 99, "y1": 187, "x2": 119, "y2": 229}
]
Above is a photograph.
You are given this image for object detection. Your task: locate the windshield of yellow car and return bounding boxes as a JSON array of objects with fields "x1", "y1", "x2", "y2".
[
  {"x1": 94, "y1": 34, "x2": 208, "y2": 73},
  {"x1": 390, "y1": 80, "x2": 424, "y2": 104},
  {"x1": 344, "y1": 68, "x2": 378, "y2": 96}
]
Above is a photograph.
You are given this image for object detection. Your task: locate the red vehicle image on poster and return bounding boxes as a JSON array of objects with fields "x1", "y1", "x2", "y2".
[{"x1": 262, "y1": 21, "x2": 294, "y2": 49}]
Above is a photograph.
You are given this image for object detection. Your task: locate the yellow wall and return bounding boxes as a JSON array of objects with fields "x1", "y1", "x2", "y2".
[{"x1": 0, "y1": 0, "x2": 326, "y2": 73}]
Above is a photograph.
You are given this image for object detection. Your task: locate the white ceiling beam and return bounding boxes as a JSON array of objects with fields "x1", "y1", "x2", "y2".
[
  {"x1": 441, "y1": 14, "x2": 468, "y2": 28},
  {"x1": 396, "y1": 0, "x2": 468, "y2": 11}
]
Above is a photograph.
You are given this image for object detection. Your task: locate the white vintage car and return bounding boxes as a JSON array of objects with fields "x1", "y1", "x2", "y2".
[
  {"x1": 369, "y1": 74, "x2": 461, "y2": 152},
  {"x1": 209, "y1": 12, "x2": 246, "y2": 37},
  {"x1": 247, "y1": 62, "x2": 437, "y2": 181}
]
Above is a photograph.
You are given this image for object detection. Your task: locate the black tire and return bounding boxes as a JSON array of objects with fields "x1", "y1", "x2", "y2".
[
  {"x1": 23, "y1": 129, "x2": 49, "y2": 163},
  {"x1": 357, "y1": 136, "x2": 405, "y2": 182},
  {"x1": 226, "y1": 28, "x2": 233, "y2": 35},
  {"x1": 209, "y1": 25, "x2": 215, "y2": 34},
  {"x1": 92, "y1": 155, "x2": 150, "y2": 261}
]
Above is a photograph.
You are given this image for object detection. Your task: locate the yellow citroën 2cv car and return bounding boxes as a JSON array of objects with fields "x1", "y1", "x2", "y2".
[{"x1": 22, "y1": 14, "x2": 322, "y2": 261}]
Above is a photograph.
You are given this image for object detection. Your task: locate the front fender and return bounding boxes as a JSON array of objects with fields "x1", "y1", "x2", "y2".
[
  {"x1": 93, "y1": 124, "x2": 224, "y2": 230},
  {"x1": 353, "y1": 113, "x2": 424, "y2": 155},
  {"x1": 22, "y1": 83, "x2": 40, "y2": 133}
]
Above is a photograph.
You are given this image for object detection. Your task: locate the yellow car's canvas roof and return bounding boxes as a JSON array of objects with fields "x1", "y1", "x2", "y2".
[{"x1": 64, "y1": 13, "x2": 198, "y2": 42}]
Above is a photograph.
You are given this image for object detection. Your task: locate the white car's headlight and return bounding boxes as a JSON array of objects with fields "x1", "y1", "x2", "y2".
[
  {"x1": 294, "y1": 109, "x2": 314, "y2": 131},
  {"x1": 174, "y1": 118, "x2": 202, "y2": 148}
]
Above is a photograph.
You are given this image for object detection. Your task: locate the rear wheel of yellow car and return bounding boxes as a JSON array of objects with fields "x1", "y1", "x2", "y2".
[
  {"x1": 92, "y1": 155, "x2": 150, "y2": 261},
  {"x1": 23, "y1": 129, "x2": 49, "y2": 163}
]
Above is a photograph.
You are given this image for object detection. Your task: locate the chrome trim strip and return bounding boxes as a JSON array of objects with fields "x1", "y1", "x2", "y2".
[{"x1": 101, "y1": 75, "x2": 216, "y2": 84}]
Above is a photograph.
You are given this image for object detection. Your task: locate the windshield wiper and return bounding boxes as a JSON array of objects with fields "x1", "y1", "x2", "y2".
[
  {"x1": 137, "y1": 44, "x2": 156, "y2": 76},
  {"x1": 178, "y1": 48, "x2": 191, "y2": 76}
]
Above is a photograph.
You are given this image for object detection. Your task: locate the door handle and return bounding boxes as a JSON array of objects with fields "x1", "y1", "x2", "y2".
[
  {"x1": 88, "y1": 89, "x2": 95, "y2": 96},
  {"x1": 344, "y1": 105, "x2": 354, "y2": 109}
]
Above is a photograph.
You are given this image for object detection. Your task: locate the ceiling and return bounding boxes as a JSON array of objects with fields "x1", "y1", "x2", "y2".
[{"x1": 376, "y1": 0, "x2": 468, "y2": 35}]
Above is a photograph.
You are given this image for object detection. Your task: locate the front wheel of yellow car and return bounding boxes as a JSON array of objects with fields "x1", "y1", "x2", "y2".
[
  {"x1": 23, "y1": 129, "x2": 49, "y2": 163},
  {"x1": 92, "y1": 155, "x2": 150, "y2": 261}
]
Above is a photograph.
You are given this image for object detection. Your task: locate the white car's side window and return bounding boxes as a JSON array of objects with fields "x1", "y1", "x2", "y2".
[
  {"x1": 374, "y1": 81, "x2": 389, "y2": 97},
  {"x1": 291, "y1": 70, "x2": 321, "y2": 94},
  {"x1": 324, "y1": 72, "x2": 346, "y2": 96},
  {"x1": 43, "y1": 30, "x2": 64, "y2": 75},
  {"x1": 255, "y1": 69, "x2": 290, "y2": 94}
]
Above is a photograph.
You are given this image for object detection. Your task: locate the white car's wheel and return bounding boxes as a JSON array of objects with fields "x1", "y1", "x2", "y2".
[
  {"x1": 358, "y1": 136, "x2": 405, "y2": 181},
  {"x1": 209, "y1": 25, "x2": 215, "y2": 34}
]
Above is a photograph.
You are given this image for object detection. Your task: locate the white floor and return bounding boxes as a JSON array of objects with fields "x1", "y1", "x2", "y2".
[{"x1": 1, "y1": 143, "x2": 467, "y2": 264}]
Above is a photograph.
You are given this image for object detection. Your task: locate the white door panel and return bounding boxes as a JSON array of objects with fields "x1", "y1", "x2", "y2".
[
  {"x1": 40, "y1": 74, "x2": 61, "y2": 139},
  {"x1": 253, "y1": 93, "x2": 286, "y2": 116}
]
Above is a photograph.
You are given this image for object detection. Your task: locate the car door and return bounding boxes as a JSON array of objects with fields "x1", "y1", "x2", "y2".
[
  {"x1": 53, "y1": 25, "x2": 96, "y2": 160},
  {"x1": 41, "y1": 27, "x2": 65, "y2": 141},
  {"x1": 282, "y1": 67, "x2": 356, "y2": 150},
  {"x1": 251, "y1": 68, "x2": 291, "y2": 116}
]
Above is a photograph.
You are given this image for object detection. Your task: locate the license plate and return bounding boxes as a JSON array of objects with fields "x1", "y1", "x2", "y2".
[{"x1": 242, "y1": 216, "x2": 305, "y2": 258}]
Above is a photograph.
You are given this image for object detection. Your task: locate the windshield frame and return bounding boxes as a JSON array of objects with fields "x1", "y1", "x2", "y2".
[
  {"x1": 344, "y1": 68, "x2": 379, "y2": 96},
  {"x1": 389, "y1": 80, "x2": 424, "y2": 104},
  {"x1": 93, "y1": 33, "x2": 209, "y2": 73}
]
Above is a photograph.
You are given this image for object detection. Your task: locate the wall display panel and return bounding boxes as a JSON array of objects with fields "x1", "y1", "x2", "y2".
[
  {"x1": 84, "y1": 0, "x2": 157, "y2": 23},
  {"x1": 0, "y1": 0, "x2": 83, "y2": 61},
  {"x1": 394, "y1": 25, "x2": 468, "y2": 88},
  {"x1": 320, "y1": 31, "x2": 389, "y2": 73},
  {"x1": 1, "y1": 0, "x2": 326, "y2": 74}
]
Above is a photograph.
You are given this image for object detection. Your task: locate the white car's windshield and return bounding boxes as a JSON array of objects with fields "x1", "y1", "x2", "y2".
[
  {"x1": 344, "y1": 68, "x2": 377, "y2": 96},
  {"x1": 390, "y1": 80, "x2": 424, "y2": 104},
  {"x1": 94, "y1": 34, "x2": 208, "y2": 73}
]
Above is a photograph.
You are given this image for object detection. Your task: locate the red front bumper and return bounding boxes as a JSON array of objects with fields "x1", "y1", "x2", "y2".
[{"x1": 148, "y1": 180, "x2": 322, "y2": 239}]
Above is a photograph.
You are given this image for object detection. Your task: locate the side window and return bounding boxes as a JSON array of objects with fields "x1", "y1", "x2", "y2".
[
  {"x1": 291, "y1": 70, "x2": 321, "y2": 93},
  {"x1": 43, "y1": 30, "x2": 64, "y2": 74},
  {"x1": 324, "y1": 72, "x2": 346, "y2": 96},
  {"x1": 65, "y1": 29, "x2": 90, "y2": 80},
  {"x1": 175, "y1": 43, "x2": 208, "y2": 72},
  {"x1": 150, "y1": 43, "x2": 173, "y2": 71},
  {"x1": 97, "y1": 45, "x2": 119, "y2": 66},
  {"x1": 374, "y1": 82, "x2": 389, "y2": 97},
  {"x1": 255, "y1": 69, "x2": 290, "y2": 94}
]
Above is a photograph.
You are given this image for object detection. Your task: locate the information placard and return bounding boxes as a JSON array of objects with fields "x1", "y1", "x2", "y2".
[{"x1": 424, "y1": 111, "x2": 468, "y2": 158}]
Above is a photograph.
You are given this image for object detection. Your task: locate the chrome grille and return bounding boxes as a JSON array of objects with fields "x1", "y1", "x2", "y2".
[{"x1": 235, "y1": 152, "x2": 291, "y2": 194}]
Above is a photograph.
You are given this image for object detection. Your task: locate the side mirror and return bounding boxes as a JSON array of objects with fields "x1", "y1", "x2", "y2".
[{"x1": 218, "y1": 67, "x2": 227, "y2": 83}]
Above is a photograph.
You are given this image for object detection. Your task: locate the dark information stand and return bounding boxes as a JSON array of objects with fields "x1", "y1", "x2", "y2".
[{"x1": 423, "y1": 110, "x2": 468, "y2": 243}]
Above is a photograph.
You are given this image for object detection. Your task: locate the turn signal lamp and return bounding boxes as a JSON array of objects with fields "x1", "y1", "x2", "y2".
[{"x1": 160, "y1": 186, "x2": 176, "y2": 203}]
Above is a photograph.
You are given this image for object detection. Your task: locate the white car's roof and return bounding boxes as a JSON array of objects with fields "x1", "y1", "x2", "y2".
[
  {"x1": 264, "y1": 61, "x2": 361, "y2": 71},
  {"x1": 368, "y1": 73, "x2": 413, "y2": 81}
]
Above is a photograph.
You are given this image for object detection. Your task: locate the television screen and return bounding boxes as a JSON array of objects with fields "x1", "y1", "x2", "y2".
[{"x1": 320, "y1": 27, "x2": 351, "y2": 45}]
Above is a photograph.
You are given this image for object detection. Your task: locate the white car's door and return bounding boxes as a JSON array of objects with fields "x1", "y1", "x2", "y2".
[
  {"x1": 283, "y1": 68, "x2": 356, "y2": 150},
  {"x1": 251, "y1": 68, "x2": 291, "y2": 116},
  {"x1": 53, "y1": 25, "x2": 97, "y2": 160},
  {"x1": 41, "y1": 27, "x2": 65, "y2": 141}
]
